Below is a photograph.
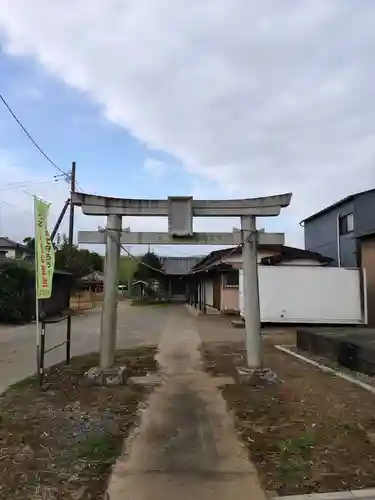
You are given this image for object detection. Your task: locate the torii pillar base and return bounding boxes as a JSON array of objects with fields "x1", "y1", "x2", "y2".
[
  {"x1": 85, "y1": 365, "x2": 128, "y2": 386},
  {"x1": 235, "y1": 366, "x2": 278, "y2": 386}
]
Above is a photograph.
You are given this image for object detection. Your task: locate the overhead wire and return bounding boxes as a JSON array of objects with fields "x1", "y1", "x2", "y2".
[
  {"x1": 0, "y1": 197, "x2": 34, "y2": 216},
  {"x1": 0, "y1": 177, "x2": 68, "y2": 237},
  {"x1": 98, "y1": 226, "x2": 166, "y2": 275},
  {"x1": 0, "y1": 91, "x2": 85, "y2": 192},
  {"x1": 73, "y1": 177, "x2": 85, "y2": 193},
  {"x1": 0, "y1": 92, "x2": 69, "y2": 178},
  {"x1": 102, "y1": 225, "x2": 247, "y2": 276},
  {"x1": 119, "y1": 243, "x2": 167, "y2": 275},
  {"x1": 189, "y1": 243, "x2": 243, "y2": 275},
  {"x1": 0, "y1": 176, "x2": 64, "y2": 193}
]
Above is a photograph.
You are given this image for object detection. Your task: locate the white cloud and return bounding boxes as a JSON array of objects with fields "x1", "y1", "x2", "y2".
[
  {"x1": 143, "y1": 159, "x2": 167, "y2": 178},
  {"x1": 0, "y1": 1, "x2": 375, "y2": 251}
]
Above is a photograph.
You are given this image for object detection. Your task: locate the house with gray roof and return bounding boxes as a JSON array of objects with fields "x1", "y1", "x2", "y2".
[
  {"x1": 160, "y1": 256, "x2": 201, "y2": 301},
  {"x1": 0, "y1": 237, "x2": 30, "y2": 260}
]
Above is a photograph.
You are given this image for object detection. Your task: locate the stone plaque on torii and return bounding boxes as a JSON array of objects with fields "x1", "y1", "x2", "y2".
[{"x1": 72, "y1": 192, "x2": 292, "y2": 374}]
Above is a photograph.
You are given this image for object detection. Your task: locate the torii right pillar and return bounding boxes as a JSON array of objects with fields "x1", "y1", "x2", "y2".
[{"x1": 241, "y1": 215, "x2": 262, "y2": 369}]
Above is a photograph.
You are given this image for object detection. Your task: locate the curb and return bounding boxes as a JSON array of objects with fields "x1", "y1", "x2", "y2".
[
  {"x1": 185, "y1": 304, "x2": 202, "y2": 316},
  {"x1": 274, "y1": 489, "x2": 375, "y2": 499},
  {"x1": 275, "y1": 345, "x2": 375, "y2": 395}
]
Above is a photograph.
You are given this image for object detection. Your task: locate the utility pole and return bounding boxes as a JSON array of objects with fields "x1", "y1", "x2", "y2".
[
  {"x1": 66, "y1": 161, "x2": 76, "y2": 365},
  {"x1": 241, "y1": 215, "x2": 262, "y2": 368}
]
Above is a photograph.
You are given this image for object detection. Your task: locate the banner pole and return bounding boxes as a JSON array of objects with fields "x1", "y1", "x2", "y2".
[
  {"x1": 33, "y1": 195, "x2": 55, "y2": 386},
  {"x1": 66, "y1": 161, "x2": 76, "y2": 365},
  {"x1": 40, "y1": 321, "x2": 46, "y2": 386},
  {"x1": 33, "y1": 197, "x2": 41, "y2": 383}
]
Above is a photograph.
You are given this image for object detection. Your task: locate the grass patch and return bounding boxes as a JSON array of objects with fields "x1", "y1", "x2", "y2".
[
  {"x1": 276, "y1": 432, "x2": 314, "y2": 482},
  {"x1": 77, "y1": 434, "x2": 121, "y2": 463}
]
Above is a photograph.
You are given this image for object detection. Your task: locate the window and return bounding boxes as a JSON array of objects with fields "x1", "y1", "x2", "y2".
[
  {"x1": 223, "y1": 271, "x2": 239, "y2": 287},
  {"x1": 339, "y1": 213, "x2": 354, "y2": 235}
]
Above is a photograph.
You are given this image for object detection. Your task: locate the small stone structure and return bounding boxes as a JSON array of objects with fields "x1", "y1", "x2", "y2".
[
  {"x1": 85, "y1": 366, "x2": 127, "y2": 386},
  {"x1": 236, "y1": 367, "x2": 278, "y2": 385}
]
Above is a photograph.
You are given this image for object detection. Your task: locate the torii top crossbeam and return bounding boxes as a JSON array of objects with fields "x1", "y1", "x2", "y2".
[{"x1": 71, "y1": 192, "x2": 292, "y2": 217}]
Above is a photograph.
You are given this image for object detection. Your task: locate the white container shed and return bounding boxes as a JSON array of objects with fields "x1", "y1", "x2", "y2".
[{"x1": 239, "y1": 265, "x2": 367, "y2": 324}]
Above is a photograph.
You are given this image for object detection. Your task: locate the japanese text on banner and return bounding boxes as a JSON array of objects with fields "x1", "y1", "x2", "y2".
[{"x1": 34, "y1": 198, "x2": 55, "y2": 299}]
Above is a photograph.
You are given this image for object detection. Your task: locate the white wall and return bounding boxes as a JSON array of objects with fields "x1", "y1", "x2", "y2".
[
  {"x1": 3, "y1": 249, "x2": 27, "y2": 260},
  {"x1": 5, "y1": 249, "x2": 16, "y2": 259},
  {"x1": 205, "y1": 279, "x2": 214, "y2": 307},
  {"x1": 239, "y1": 266, "x2": 365, "y2": 324},
  {"x1": 278, "y1": 259, "x2": 322, "y2": 266}
]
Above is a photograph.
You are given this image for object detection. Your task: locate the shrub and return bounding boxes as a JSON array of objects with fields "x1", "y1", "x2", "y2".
[{"x1": 0, "y1": 262, "x2": 33, "y2": 324}]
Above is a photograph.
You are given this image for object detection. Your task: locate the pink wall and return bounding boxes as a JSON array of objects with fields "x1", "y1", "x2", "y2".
[{"x1": 221, "y1": 287, "x2": 239, "y2": 311}]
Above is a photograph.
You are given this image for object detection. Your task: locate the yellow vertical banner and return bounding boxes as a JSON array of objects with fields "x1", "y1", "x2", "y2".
[{"x1": 34, "y1": 198, "x2": 55, "y2": 299}]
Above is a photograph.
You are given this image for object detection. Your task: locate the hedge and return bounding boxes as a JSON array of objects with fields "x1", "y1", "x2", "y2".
[{"x1": 0, "y1": 261, "x2": 34, "y2": 324}]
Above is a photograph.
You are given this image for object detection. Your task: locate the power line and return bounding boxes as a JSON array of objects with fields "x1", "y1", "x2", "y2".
[
  {"x1": 0, "y1": 173, "x2": 64, "y2": 186},
  {"x1": 120, "y1": 243, "x2": 167, "y2": 275},
  {"x1": 0, "y1": 197, "x2": 33, "y2": 215},
  {"x1": 103, "y1": 227, "x2": 245, "y2": 276},
  {"x1": 0, "y1": 91, "x2": 86, "y2": 192},
  {"x1": 0, "y1": 90, "x2": 86, "y2": 193},
  {"x1": 0, "y1": 176, "x2": 64, "y2": 193},
  {"x1": 75, "y1": 180, "x2": 85, "y2": 192},
  {"x1": 190, "y1": 244, "x2": 242, "y2": 274},
  {"x1": 98, "y1": 226, "x2": 167, "y2": 275},
  {"x1": 0, "y1": 92, "x2": 70, "y2": 179}
]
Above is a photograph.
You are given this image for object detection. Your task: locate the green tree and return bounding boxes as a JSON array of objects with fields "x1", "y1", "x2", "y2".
[
  {"x1": 23, "y1": 236, "x2": 35, "y2": 250},
  {"x1": 87, "y1": 251, "x2": 103, "y2": 272},
  {"x1": 23, "y1": 232, "x2": 104, "y2": 280},
  {"x1": 119, "y1": 256, "x2": 137, "y2": 285},
  {"x1": 134, "y1": 252, "x2": 163, "y2": 283},
  {"x1": 54, "y1": 234, "x2": 103, "y2": 280}
]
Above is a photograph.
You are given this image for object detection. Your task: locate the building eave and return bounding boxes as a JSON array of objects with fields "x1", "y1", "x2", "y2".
[
  {"x1": 299, "y1": 187, "x2": 375, "y2": 225},
  {"x1": 356, "y1": 230, "x2": 375, "y2": 241}
]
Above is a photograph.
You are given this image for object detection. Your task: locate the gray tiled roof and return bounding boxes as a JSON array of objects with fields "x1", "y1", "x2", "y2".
[
  {"x1": 161, "y1": 257, "x2": 201, "y2": 275},
  {"x1": 0, "y1": 237, "x2": 25, "y2": 249}
]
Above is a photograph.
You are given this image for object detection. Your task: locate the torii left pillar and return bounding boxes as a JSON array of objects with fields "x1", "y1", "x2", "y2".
[{"x1": 100, "y1": 214, "x2": 122, "y2": 368}]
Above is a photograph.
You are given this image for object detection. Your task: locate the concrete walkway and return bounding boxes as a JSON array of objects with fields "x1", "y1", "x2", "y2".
[{"x1": 107, "y1": 309, "x2": 266, "y2": 500}]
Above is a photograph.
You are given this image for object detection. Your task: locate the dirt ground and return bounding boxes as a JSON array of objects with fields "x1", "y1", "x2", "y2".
[
  {"x1": 202, "y1": 332, "x2": 375, "y2": 496},
  {"x1": 0, "y1": 347, "x2": 157, "y2": 500}
]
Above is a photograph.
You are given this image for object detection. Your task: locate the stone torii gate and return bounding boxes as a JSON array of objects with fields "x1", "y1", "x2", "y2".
[{"x1": 72, "y1": 192, "x2": 292, "y2": 376}]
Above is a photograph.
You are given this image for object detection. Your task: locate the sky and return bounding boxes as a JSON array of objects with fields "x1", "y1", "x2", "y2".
[{"x1": 0, "y1": 1, "x2": 374, "y2": 257}]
